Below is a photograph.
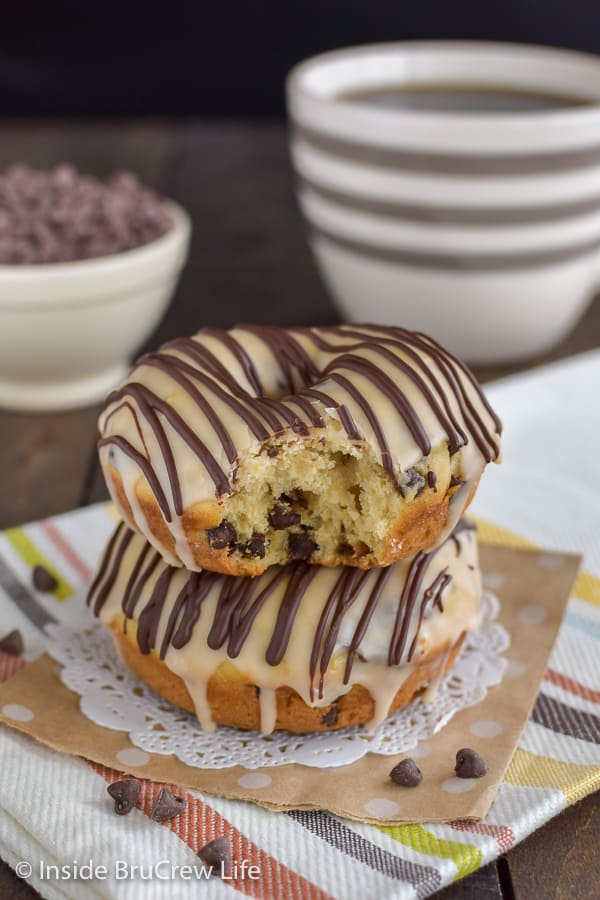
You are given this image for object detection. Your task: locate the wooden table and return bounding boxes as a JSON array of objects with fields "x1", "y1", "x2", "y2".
[{"x1": 0, "y1": 121, "x2": 598, "y2": 900}]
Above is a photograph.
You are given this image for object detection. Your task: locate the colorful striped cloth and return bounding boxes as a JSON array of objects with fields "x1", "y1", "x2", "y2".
[{"x1": 0, "y1": 350, "x2": 599, "y2": 899}]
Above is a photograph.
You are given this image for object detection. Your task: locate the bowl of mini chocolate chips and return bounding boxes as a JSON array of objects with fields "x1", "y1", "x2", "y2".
[{"x1": 0, "y1": 164, "x2": 190, "y2": 411}]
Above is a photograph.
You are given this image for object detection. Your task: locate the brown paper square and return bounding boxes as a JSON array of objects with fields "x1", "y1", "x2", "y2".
[{"x1": 0, "y1": 543, "x2": 579, "y2": 824}]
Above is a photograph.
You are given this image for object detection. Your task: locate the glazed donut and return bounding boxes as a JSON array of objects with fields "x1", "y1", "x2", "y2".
[
  {"x1": 98, "y1": 324, "x2": 501, "y2": 575},
  {"x1": 88, "y1": 519, "x2": 482, "y2": 734}
]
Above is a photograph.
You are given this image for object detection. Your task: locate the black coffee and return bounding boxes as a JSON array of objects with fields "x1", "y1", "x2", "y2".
[{"x1": 338, "y1": 84, "x2": 593, "y2": 113}]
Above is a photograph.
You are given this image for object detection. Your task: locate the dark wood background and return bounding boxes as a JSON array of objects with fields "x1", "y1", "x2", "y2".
[{"x1": 0, "y1": 121, "x2": 598, "y2": 899}]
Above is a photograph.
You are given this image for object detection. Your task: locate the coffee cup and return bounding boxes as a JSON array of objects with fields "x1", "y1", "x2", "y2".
[{"x1": 287, "y1": 41, "x2": 600, "y2": 362}]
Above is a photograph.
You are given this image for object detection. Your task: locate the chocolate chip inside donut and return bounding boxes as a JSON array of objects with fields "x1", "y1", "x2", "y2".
[
  {"x1": 32, "y1": 564, "x2": 58, "y2": 592},
  {"x1": 400, "y1": 468, "x2": 426, "y2": 498},
  {"x1": 321, "y1": 705, "x2": 339, "y2": 726},
  {"x1": 337, "y1": 541, "x2": 355, "y2": 555},
  {"x1": 0, "y1": 629, "x2": 24, "y2": 656},
  {"x1": 280, "y1": 490, "x2": 309, "y2": 510},
  {"x1": 455, "y1": 747, "x2": 488, "y2": 779},
  {"x1": 288, "y1": 532, "x2": 318, "y2": 560},
  {"x1": 389, "y1": 758, "x2": 423, "y2": 787},
  {"x1": 197, "y1": 836, "x2": 232, "y2": 876},
  {"x1": 150, "y1": 787, "x2": 187, "y2": 822},
  {"x1": 291, "y1": 419, "x2": 309, "y2": 436},
  {"x1": 207, "y1": 521, "x2": 237, "y2": 550},
  {"x1": 450, "y1": 475, "x2": 465, "y2": 488},
  {"x1": 427, "y1": 471, "x2": 437, "y2": 491},
  {"x1": 243, "y1": 534, "x2": 266, "y2": 559},
  {"x1": 268, "y1": 504, "x2": 302, "y2": 529},
  {"x1": 107, "y1": 779, "x2": 141, "y2": 815}
]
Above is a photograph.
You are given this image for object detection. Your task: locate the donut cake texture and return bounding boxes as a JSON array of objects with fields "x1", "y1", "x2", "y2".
[
  {"x1": 88, "y1": 519, "x2": 482, "y2": 734},
  {"x1": 98, "y1": 324, "x2": 501, "y2": 576}
]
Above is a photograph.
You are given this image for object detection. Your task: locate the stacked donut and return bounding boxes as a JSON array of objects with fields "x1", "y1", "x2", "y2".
[{"x1": 88, "y1": 324, "x2": 501, "y2": 733}]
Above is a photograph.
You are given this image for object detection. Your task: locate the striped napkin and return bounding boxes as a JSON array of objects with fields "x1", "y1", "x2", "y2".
[{"x1": 0, "y1": 350, "x2": 599, "y2": 900}]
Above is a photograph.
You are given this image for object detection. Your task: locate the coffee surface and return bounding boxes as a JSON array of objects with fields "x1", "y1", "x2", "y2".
[{"x1": 339, "y1": 83, "x2": 593, "y2": 113}]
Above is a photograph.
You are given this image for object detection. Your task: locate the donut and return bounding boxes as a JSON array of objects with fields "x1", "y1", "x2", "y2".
[
  {"x1": 98, "y1": 324, "x2": 501, "y2": 575},
  {"x1": 88, "y1": 519, "x2": 482, "y2": 733}
]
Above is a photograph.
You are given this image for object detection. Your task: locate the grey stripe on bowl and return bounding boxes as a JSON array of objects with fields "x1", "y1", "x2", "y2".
[
  {"x1": 309, "y1": 223, "x2": 600, "y2": 271},
  {"x1": 293, "y1": 126, "x2": 600, "y2": 176},
  {"x1": 299, "y1": 177, "x2": 600, "y2": 226}
]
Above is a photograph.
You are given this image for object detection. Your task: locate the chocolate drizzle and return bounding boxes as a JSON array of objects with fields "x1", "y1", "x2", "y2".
[
  {"x1": 450, "y1": 518, "x2": 476, "y2": 556},
  {"x1": 98, "y1": 324, "x2": 501, "y2": 535},
  {"x1": 88, "y1": 521, "x2": 476, "y2": 693}
]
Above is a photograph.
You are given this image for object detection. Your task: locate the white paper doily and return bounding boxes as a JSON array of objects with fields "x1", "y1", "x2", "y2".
[{"x1": 45, "y1": 591, "x2": 508, "y2": 769}]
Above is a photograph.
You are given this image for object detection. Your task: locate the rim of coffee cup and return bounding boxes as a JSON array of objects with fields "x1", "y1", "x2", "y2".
[{"x1": 287, "y1": 41, "x2": 600, "y2": 154}]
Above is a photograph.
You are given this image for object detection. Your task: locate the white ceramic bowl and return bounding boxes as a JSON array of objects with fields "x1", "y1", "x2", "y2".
[
  {"x1": 287, "y1": 42, "x2": 600, "y2": 363},
  {"x1": 0, "y1": 201, "x2": 190, "y2": 411}
]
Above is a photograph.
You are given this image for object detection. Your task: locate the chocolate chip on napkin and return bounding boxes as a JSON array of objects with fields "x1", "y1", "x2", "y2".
[
  {"x1": 149, "y1": 787, "x2": 187, "y2": 822},
  {"x1": 32, "y1": 565, "x2": 58, "y2": 592},
  {"x1": 0, "y1": 629, "x2": 24, "y2": 656},
  {"x1": 107, "y1": 779, "x2": 141, "y2": 815},
  {"x1": 197, "y1": 836, "x2": 232, "y2": 877}
]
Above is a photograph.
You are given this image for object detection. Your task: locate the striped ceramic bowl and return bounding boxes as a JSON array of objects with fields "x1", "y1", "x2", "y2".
[{"x1": 287, "y1": 42, "x2": 600, "y2": 363}]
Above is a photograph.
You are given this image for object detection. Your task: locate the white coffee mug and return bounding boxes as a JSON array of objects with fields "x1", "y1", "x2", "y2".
[{"x1": 287, "y1": 42, "x2": 600, "y2": 363}]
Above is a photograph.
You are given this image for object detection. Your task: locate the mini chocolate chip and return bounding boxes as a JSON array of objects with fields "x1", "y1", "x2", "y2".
[
  {"x1": 427, "y1": 471, "x2": 437, "y2": 491},
  {"x1": 107, "y1": 779, "x2": 141, "y2": 815},
  {"x1": 449, "y1": 475, "x2": 465, "y2": 488},
  {"x1": 149, "y1": 787, "x2": 187, "y2": 822},
  {"x1": 400, "y1": 468, "x2": 426, "y2": 498},
  {"x1": 243, "y1": 534, "x2": 266, "y2": 559},
  {"x1": 267, "y1": 447, "x2": 279, "y2": 458},
  {"x1": 207, "y1": 520, "x2": 237, "y2": 550},
  {"x1": 280, "y1": 490, "x2": 308, "y2": 509},
  {"x1": 197, "y1": 836, "x2": 232, "y2": 877},
  {"x1": 455, "y1": 748, "x2": 488, "y2": 779},
  {"x1": 268, "y1": 504, "x2": 301, "y2": 529},
  {"x1": 288, "y1": 532, "x2": 318, "y2": 561},
  {"x1": 337, "y1": 541, "x2": 355, "y2": 555},
  {"x1": 321, "y1": 705, "x2": 339, "y2": 726},
  {"x1": 412, "y1": 473, "x2": 427, "y2": 497},
  {"x1": 389, "y1": 758, "x2": 423, "y2": 787},
  {"x1": 0, "y1": 164, "x2": 171, "y2": 264},
  {"x1": 32, "y1": 565, "x2": 58, "y2": 592},
  {"x1": 0, "y1": 629, "x2": 24, "y2": 656},
  {"x1": 291, "y1": 419, "x2": 308, "y2": 435}
]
